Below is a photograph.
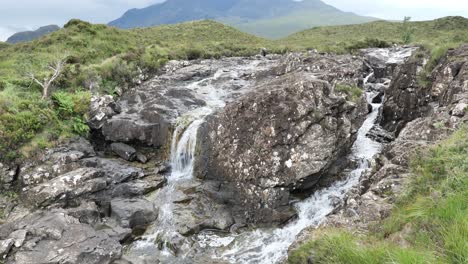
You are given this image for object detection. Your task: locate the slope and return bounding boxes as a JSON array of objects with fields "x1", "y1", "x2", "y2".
[
  {"x1": 6, "y1": 25, "x2": 60, "y2": 44},
  {"x1": 280, "y1": 16, "x2": 468, "y2": 53},
  {"x1": 109, "y1": 0, "x2": 377, "y2": 38}
]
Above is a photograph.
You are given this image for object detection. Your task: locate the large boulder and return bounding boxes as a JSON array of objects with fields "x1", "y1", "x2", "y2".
[
  {"x1": 379, "y1": 49, "x2": 431, "y2": 134},
  {"x1": 0, "y1": 210, "x2": 122, "y2": 264},
  {"x1": 110, "y1": 198, "x2": 157, "y2": 230},
  {"x1": 195, "y1": 72, "x2": 367, "y2": 224}
]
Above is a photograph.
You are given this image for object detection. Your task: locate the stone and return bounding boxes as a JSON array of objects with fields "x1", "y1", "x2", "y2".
[
  {"x1": 8, "y1": 229, "x2": 27, "y2": 248},
  {"x1": 110, "y1": 198, "x2": 157, "y2": 230},
  {"x1": 195, "y1": 71, "x2": 367, "y2": 224},
  {"x1": 80, "y1": 157, "x2": 144, "y2": 184},
  {"x1": 88, "y1": 95, "x2": 117, "y2": 130},
  {"x1": 0, "y1": 210, "x2": 122, "y2": 264},
  {"x1": 452, "y1": 102, "x2": 467, "y2": 117},
  {"x1": 136, "y1": 152, "x2": 148, "y2": 164},
  {"x1": 23, "y1": 168, "x2": 106, "y2": 208},
  {"x1": 0, "y1": 239, "x2": 14, "y2": 258},
  {"x1": 111, "y1": 143, "x2": 137, "y2": 161},
  {"x1": 66, "y1": 202, "x2": 100, "y2": 225},
  {"x1": 68, "y1": 137, "x2": 96, "y2": 157}
]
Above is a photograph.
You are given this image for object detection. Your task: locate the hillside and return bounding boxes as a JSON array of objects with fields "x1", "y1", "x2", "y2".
[
  {"x1": 0, "y1": 41, "x2": 9, "y2": 49},
  {"x1": 281, "y1": 16, "x2": 468, "y2": 53},
  {"x1": 6, "y1": 25, "x2": 60, "y2": 44},
  {"x1": 0, "y1": 19, "x2": 272, "y2": 162},
  {"x1": 109, "y1": 0, "x2": 377, "y2": 38},
  {"x1": 1, "y1": 16, "x2": 467, "y2": 163}
]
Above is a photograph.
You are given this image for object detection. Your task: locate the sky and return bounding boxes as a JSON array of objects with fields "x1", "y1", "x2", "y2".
[{"x1": 0, "y1": 0, "x2": 467, "y2": 41}]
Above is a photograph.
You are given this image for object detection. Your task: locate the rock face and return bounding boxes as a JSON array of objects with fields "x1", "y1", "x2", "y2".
[
  {"x1": 98, "y1": 58, "x2": 272, "y2": 147},
  {"x1": 0, "y1": 137, "x2": 165, "y2": 263},
  {"x1": 0, "y1": 210, "x2": 122, "y2": 264},
  {"x1": 290, "y1": 45, "x2": 468, "y2": 258},
  {"x1": 195, "y1": 53, "x2": 368, "y2": 224}
]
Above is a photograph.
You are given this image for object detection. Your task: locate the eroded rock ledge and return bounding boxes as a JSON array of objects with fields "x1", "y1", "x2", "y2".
[
  {"x1": 195, "y1": 71, "x2": 368, "y2": 224},
  {"x1": 290, "y1": 44, "x2": 468, "y2": 256}
]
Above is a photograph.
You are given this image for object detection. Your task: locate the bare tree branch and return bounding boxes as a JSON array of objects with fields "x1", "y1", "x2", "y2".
[{"x1": 23, "y1": 55, "x2": 68, "y2": 99}]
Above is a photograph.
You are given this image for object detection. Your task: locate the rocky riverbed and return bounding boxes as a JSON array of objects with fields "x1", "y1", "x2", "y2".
[{"x1": 0, "y1": 45, "x2": 466, "y2": 264}]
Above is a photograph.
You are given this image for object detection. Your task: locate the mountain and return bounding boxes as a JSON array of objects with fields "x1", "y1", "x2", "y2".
[
  {"x1": 6, "y1": 25, "x2": 60, "y2": 44},
  {"x1": 109, "y1": 0, "x2": 378, "y2": 38}
]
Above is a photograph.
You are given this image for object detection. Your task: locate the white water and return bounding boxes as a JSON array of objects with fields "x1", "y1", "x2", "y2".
[
  {"x1": 196, "y1": 75, "x2": 383, "y2": 264},
  {"x1": 125, "y1": 59, "x2": 269, "y2": 263}
]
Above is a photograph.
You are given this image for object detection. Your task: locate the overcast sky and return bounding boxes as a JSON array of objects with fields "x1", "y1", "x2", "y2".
[{"x1": 1, "y1": 0, "x2": 467, "y2": 41}]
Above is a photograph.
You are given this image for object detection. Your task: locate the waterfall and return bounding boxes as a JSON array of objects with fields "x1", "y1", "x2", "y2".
[{"x1": 197, "y1": 72, "x2": 384, "y2": 263}]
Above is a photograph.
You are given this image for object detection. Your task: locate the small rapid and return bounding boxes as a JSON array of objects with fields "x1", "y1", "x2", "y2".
[
  {"x1": 195, "y1": 72, "x2": 384, "y2": 263},
  {"x1": 124, "y1": 58, "x2": 268, "y2": 263}
]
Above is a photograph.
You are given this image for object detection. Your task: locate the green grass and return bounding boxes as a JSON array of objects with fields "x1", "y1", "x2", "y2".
[
  {"x1": 280, "y1": 16, "x2": 468, "y2": 54},
  {"x1": 288, "y1": 126, "x2": 468, "y2": 264},
  {"x1": 0, "y1": 16, "x2": 467, "y2": 163},
  {"x1": 335, "y1": 84, "x2": 363, "y2": 102},
  {"x1": 0, "y1": 19, "x2": 274, "y2": 163},
  {"x1": 222, "y1": 9, "x2": 376, "y2": 39}
]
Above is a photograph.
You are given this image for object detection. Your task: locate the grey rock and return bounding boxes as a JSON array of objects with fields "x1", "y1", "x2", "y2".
[
  {"x1": 80, "y1": 157, "x2": 144, "y2": 184},
  {"x1": 136, "y1": 152, "x2": 148, "y2": 164},
  {"x1": 68, "y1": 137, "x2": 96, "y2": 158},
  {"x1": 88, "y1": 95, "x2": 117, "y2": 130},
  {"x1": 452, "y1": 102, "x2": 467, "y2": 117},
  {"x1": 110, "y1": 198, "x2": 157, "y2": 230},
  {"x1": 8, "y1": 229, "x2": 27, "y2": 248},
  {"x1": 195, "y1": 71, "x2": 367, "y2": 224},
  {"x1": 111, "y1": 143, "x2": 137, "y2": 161},
  {"x1": 66, "y1": 202, "x2": 100, "y2": 225},
  {"x1": 0, "y1": 239, "x2": 14, "y2": 258},
  {"x1": 23, "y1": 168, "x2": 106, "y2": 208}
]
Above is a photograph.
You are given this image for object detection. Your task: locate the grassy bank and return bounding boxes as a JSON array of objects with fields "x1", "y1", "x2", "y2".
[
  {"x1": 1, "y1": 16, "x2": 467, "y2": 163},
  {"x1": 289, "y1": 127, "x2": 468, "y2": 264},
  {"x1": 280, "y1": 16, "x2": 468, "y2": 54},
  {"x1": 0, "y1": 20, "x2": 273, "y2": 163}
]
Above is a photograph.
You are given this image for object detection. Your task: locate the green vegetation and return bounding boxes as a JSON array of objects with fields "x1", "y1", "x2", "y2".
[
  {"x1": 289, "y1": 126, "x2": 468, "y2": 264},
  {"x1": 281, "y1": 16, "x2": 468, "y2": 54},
  {"x1": 1, "y1": 16, "x2": 467, "y2": 163},
  {"x1": 335, "y1": 84, "x2": 363, "y2": 102},
  {"x1": 0, "y1": 19, "x2": 273, "y2": 163}
]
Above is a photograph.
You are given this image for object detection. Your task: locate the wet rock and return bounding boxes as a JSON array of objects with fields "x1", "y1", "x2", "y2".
[
  {"x1": 110, "y1": 198, "x2": 157, "y2": 230},
  {"x1": 366, "y1": 125, "x2": 395, "y2": 143},
  {"x1": 103, "y1": 117, "x2": 170, "y2": 147},
  {"x1": 0, "y1": 210, "x2": 121, "y2": 264},
  {"x1": 23, "y1": 168, "x2": 106, "y2": 208},
  {"x1": 68, "y1": 137, "x2": 96, "y2": 157},
  {"x1": 371, "y1": 91, "x2": 385, "y2": 104},
  {"x1": 14, "y1": 223, "x2": 121, "y2": 264},
  {"x1": 0, "y1": 239, "x2": 13, "y2": 258},
  {"x1": 136, "y1": 152, "x2": 148, "y2": 164},
  {"x1": 111, "y1": 175, "x2": 165, "y2": 198},
  {"x1": 379, "y1": 48, "x2": 430, "y2": 134},
  {"x1": 66, "y1": 202, "x2": 100, "y2": 225},
  {"x1": 8, "y1": 229, "x2": 27, "y2": 248},
  {"x1": 98, "y1": 218, "x2": 132, "y2": 243},
  {"x1": 195, "y1": 71, "x2": 367, "y2": 224},
  {"x1": 111, "y1": 143, "x2": 137, "y2": 161},
  {"x1": 79, "y1": 157, "x2": 144, "y2": 184}
]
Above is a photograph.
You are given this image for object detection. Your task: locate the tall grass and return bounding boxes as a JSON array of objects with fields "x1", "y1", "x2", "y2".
[{"x1": 289, "y1": 127, "x2": 468, "y2": 264}]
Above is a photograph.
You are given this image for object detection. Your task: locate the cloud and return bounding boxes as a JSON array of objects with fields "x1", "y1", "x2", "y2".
[
  {"x1": 0, "y1": 0, "x2": 467, "y2": 41},
  {"x1": 322, "y1": 0, "x2": 468, "y2": 20},
  {"x1": 0, "y1": 0, "x2": 165, "y2": 40}
]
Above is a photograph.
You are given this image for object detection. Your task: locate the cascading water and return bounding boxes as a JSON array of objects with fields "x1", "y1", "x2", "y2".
[
  {"x1": 194, "y1": 71, "x2": 384, "y2": 263},
  {"x1": 124, "y1": 59, "x2": 269, "y2": 263}
]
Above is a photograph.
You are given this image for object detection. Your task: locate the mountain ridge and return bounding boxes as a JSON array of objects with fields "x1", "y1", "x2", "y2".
[
  {"x1": 6, "y1": 25, "x2": 60, "y2": 44},
  {"x1": 109, "y1": 0, "x2": 378, "y2": 38}
]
